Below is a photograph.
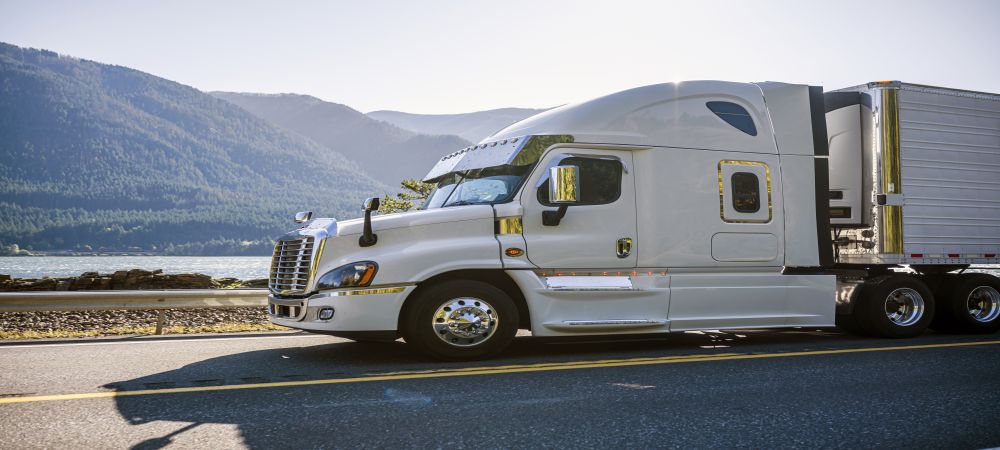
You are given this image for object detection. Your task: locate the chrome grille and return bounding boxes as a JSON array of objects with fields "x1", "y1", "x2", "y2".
[{"x1": 269, "y1": 237, "x2": 315, "y2": 295}]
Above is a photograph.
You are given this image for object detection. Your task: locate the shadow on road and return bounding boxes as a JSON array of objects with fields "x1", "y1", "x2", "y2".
[{"x1": 105, "y1": 328, "x2": 891, "y2": 448}]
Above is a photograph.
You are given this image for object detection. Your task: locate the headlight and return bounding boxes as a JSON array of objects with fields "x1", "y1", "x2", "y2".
[{"x1": 316, "y1": 261, "x2": 378, "y2": 291}]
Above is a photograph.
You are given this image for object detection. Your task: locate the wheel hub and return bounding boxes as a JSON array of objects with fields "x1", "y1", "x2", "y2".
[
  {"x1": 433, "y1": 297, "x2": 498, "y2": 347},
  {"x1": 967, "y1": 286, "x2": 1000, "y2": 323},
  {"x1": 884, "y1": 287, "x2": 924, "y2": 327}
]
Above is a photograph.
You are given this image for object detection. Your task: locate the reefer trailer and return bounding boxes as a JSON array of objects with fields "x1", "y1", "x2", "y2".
[{"x1": 267, "y1": 80, "x2": 1000, "y2": 360}]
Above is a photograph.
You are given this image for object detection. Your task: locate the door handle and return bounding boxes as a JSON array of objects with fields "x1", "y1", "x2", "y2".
[{"x1": 616, "y1": 237, "x2": 633, "y2": 259}]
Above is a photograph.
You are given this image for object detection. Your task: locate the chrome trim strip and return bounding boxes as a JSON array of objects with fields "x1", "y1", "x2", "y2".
[
  {"x1": 878, "y1": 87, "x2": 904, "y2": 255},
  {"x1": 496, "y1": 216, "x2": 523, "y2": 235},
  {"x1": 543, "y1": 319, "x2": 668, "y2": 331},
  {"x1": 314, "y1": 286, "x2": 410, "y2": 297},
  {"x1": 562, "y1": 319, "x2": 666, "y2": 326}
]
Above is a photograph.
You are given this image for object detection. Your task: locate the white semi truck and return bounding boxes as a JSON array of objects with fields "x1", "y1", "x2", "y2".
[{"x1": 267, "y1": 80, "x2": 1000, "y2": 360}]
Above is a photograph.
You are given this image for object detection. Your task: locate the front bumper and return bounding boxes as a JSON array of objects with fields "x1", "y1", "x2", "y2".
[{"x1": 267, "y1": 285, "x2": 416, "y2": 335}]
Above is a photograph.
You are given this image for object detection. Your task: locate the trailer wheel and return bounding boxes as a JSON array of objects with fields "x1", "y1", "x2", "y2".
[
  {"x1": 933, "y1": 273, "x2": 1000, "y2": 334},
  {"x1": 401, "y1": 280, "x2": 518, "y2": 361},
  {"x1": 855, "y1": 275, "x2": 935, "y2": 338}
]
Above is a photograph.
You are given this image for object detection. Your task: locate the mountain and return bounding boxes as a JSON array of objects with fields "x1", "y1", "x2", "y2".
[
  {"x1": 211, "y1": 92, "x2": 470, "y2": 185},
  {"x1": 367, "y1": 108, "x2": 547, "y2": 143},
  {"x1": 0, "y1": 42, "x2": 387, "y2": 255}
]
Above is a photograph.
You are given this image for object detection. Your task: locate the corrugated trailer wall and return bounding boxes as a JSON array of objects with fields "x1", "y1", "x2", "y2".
[{"x1": 898, "y1": 85, "x2": 1000, "y2": 259}]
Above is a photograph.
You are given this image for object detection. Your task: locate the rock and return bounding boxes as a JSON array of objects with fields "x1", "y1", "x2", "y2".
[
  {"x1": 0, "y1": 270, "x2": 259, "y2": 292},
  {"x1": 111, "y1": 271, "x2": 128, "y2": 287},
  {"x1": 244, "y1": 278, "x2": 269, "y2": 288}
]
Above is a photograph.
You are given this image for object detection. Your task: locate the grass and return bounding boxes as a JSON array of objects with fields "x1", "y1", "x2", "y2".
[{"x1": 0, "y1": 323, "x2": 289, "y2": 340}]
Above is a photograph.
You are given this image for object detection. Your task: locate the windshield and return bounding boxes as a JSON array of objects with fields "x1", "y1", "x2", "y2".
[{"x1": 422, "y1": 164, "x2": 533, "y2": 209}]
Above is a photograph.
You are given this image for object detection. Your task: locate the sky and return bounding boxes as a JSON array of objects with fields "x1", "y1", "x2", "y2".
[{"x1": 1, "y1": 0, "x2": 998, "y2": 114}]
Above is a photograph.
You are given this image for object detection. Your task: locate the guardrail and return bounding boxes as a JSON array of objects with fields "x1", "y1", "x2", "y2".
[{"x1": 0, "y1": 289, "x2": 269, "y2": 334}]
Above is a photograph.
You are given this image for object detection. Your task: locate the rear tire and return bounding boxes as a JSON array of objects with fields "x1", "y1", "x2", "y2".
[
  {"x1": 401, "y1": 280, "x2": 518, "y2": 361},
  {"x1": 854, "y1": 275, "x2": 934, "y2": 338},
  {"x1": 932, "y1": 273, "x2": 1000, "y2": 334}
]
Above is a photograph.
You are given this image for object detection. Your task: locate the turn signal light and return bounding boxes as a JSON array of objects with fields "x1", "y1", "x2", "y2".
[{"x1": 505, "y1": 248, "x2": 524, "y2": 257}]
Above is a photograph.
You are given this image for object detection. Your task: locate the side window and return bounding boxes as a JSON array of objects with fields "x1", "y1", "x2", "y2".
[
  {"x1": 731, "y1": 172, "x2": 760, "y2": 213},
  {"x1": 719, "y1": 160, "x2": 771, "y2": 223},
  {"x1": 538, "y1": 157, "x2": 623, "y2": 206},
  {"x1": 706, "y1": 101, "x2": 757, "y2": 136}
]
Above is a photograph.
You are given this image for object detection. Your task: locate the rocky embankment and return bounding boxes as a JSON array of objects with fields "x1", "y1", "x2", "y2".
[
  {"x1": 0, "y1": 269, "x2": 277, "y2": 338},
  {"x1": 0, "y1": 268, "x2": 268, "y2": 291}
]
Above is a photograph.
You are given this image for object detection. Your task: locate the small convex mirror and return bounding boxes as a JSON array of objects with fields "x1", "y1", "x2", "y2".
[
  {"x1": 548, "y1": 165, "x2": 580, "y2": 204},
  {"x1": 294, "y1": 211, "x2": 313, "y2": 223},
  {"x1": 363, "y1": 197, "x2": 380, "y2": 212}
]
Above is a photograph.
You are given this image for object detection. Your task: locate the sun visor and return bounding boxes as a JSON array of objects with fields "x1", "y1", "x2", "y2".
[
  {"x1": 422, "y1": 137, "x2": 529, "y2": 182},
  {"x1": 422, "y1": 135, "x2": 575, "y2": 182}
]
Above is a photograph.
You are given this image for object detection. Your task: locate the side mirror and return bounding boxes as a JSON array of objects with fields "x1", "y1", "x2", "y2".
[
  {"x1": 294, "y1": 211, "x2": 313, "y2": 223},
  {"x1": 543, "y1": 165, "x2": 580, "y2": 226},
  {"x1": 548, "y1": 165, "x2": 580, "y2": 204},
  {"x1": 359, "y1": 197, "x2": 379, "y2": 247}
]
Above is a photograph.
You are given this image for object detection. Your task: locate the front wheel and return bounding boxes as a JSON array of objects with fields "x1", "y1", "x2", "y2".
[
  {"x1": 401, "y1": 280, "x2": 519, "y2": 361},
  {"x1": 854, "y1": 275, "x2": 935, "y2": 338}
]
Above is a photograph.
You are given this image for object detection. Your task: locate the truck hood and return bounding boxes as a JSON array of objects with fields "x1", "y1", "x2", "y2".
[{"x1": 334, "y1": 205, "x2": 495, "y2": 236}]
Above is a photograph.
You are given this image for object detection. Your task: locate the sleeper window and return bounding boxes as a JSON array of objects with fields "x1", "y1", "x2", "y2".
[
  {"x1": 731, "y1": 172, "x2": 760, "y2": 213},
  {"x1": 718, "y1": 160, "x2": 771, "y2": 223},
  {"x1": 538, "y1": 157, "x2": 622, "y2": 206}
]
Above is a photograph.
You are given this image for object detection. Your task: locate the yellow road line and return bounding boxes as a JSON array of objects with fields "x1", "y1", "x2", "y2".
[{"x1": 2, "y1": 340, "x2": 997, "y2": 405}]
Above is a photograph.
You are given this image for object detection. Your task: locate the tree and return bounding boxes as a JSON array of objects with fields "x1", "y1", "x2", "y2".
[{"x1": 381, "y1": 179, "x2": 434, "y2": 213}]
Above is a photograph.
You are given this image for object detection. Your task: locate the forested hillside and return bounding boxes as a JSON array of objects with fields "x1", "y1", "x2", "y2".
[
  {"x1": 211, "y1": 92, "x2": 470, "y2": 185},
  {"x1": 0, "y1": 43, "x2": 386, "y2": 255}
]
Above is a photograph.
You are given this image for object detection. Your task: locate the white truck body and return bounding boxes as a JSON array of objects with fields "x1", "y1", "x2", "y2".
[{"x1": 267, "y1": 80, "x2": 1000, "y2": 358}]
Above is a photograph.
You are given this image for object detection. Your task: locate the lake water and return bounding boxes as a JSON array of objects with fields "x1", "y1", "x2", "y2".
[
  {"x1": 0, "y1": 256, "x2": 272, "y2": 280},
  {"x1": 1, "y1": 256, "x2": 997, "y2": 280}
]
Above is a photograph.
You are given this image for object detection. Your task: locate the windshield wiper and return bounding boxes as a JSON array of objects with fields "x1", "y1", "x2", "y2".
[{"x1": 444, "y1": 200, "x2": 483, "y2": 207}]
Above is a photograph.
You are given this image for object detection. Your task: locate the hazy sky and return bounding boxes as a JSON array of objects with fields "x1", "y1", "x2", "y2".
[{"x1": 1, "y1": 0, "x2": 997, "y2": 113}]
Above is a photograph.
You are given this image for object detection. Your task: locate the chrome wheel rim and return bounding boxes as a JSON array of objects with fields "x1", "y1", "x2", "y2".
[
  {"x1": 432, "y1": 297, "x2": 498, "y2": 347},
  {"x1": 884, "y1": 288, "x2": 925, "y2": 326},
  {"x1": 967, "y1": 286, "x2": 1000, "y2": 323}
]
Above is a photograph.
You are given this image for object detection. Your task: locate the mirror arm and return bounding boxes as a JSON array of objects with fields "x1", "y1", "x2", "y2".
[
  {"x1": 542, "y1": 205, "x2": 569, "y2": 226},
  {"x1": 359, "y1": 197, "x2": 380, "y2": 247},
  {"x1": 359, "y1": 208, "x2": 378, "y2": 247}
]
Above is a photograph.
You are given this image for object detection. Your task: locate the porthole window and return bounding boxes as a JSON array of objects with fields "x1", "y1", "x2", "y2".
[
  {"x1": 706, "y1": 101, "x2": 757, "y2": 136},
  {"x1": 731, "y1": 172, "x2": 760, "y2": 213}
]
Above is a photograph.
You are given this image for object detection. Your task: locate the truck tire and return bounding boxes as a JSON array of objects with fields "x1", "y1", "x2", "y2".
[
  {"x1": 854, "y1": 275, "x2": 934, "y2": 338},
  {"x1": 932, "y1": 273, "x2": 1000, "y2": 334},
  {"x1": 401, "y1": 280, "x2": 519, "y2": 361},
  {"x1": 924, "y1": 274, "x2": 959, "y2": 331}
]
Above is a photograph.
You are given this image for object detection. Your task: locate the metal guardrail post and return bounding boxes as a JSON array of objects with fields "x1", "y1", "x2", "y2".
[{"x1": 155, "y1": 310, "x2": 166, "y2": 334}]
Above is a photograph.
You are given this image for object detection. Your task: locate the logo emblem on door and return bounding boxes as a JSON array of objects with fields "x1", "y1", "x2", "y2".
[{"x1": 616, "y1": 237, "x2": 632, "y2": 258}]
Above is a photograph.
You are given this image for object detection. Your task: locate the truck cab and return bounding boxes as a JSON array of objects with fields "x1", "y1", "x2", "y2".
[{"x1": 267, "y1": 80, "x2": 1000, "y2": 360}]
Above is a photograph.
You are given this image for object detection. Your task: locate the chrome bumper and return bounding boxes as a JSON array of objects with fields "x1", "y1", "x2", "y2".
[{"x1": 267, "y1": 285, "x2": 415, "y2": 332}]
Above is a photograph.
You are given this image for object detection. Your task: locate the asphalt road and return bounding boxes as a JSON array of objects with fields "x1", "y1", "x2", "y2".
[{"x1": 1, "y1": 329, "x2": 998, "y2": 449}]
